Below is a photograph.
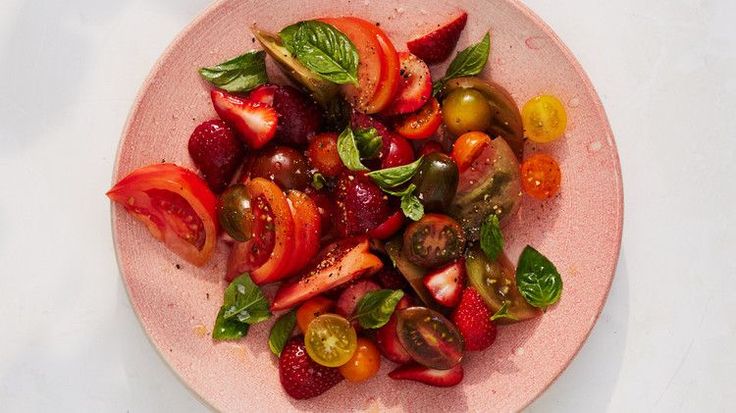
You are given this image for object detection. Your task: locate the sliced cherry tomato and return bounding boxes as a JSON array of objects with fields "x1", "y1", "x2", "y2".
[
  {"x1": 368, "y1": 210, "x2": 405, "y2": 240},
  {"x1": 395, "y1": 98, "x2": 442, "y2": 140},
  {"x1": 107, "y1": 163, "x2": 218, "y2": 266},
  {"x1": 296, "y1": 295, "x2": 335, "y2": 333},
  {"x1": 382, "y1": 134, "x2": 416, "y2": 169},
  {"x1": 304, "y1": 186, "x2": 338, "y2": 241},
  {"x1": 338, "y1": 337, "x2": 381, "y2": 382},
  {"x1": 418, "y1": 141, "x2": 445, "y2": 157},
  {"x1": 307, "y1": 132, "x2": 345, "y2": 177},
  {"x1": 521, "y1": 153, "x2": 562, "y2": 200},
  {"x1": 522, "y1": 95, "x2": 567, "y2": 143},
  {"x1": 305, "y1": 313, "x2": 358, "y2": 367},
  {"x1": 396, "y1": 306, "x2": 464, "y2": 369},
  {"x1": 402, "y1": 214, "x2": 466, "y2": 269},
  {"x1": 283, "y1": 190, "x2": 322, "y2": 276},
  {"x1": 451, "y1": 131, "x2": 492, "y2": 172},
  {"x1": 225, "y1": 193, "x2": 276, "y2": 280}
]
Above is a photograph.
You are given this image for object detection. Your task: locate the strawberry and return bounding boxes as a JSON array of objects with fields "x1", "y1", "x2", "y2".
[
  {"x1": 335, "y1": 279, "x2": 381, "y2": 319},
  {"x1": 334, "y1": 172, "x2": 391, "y2": 237},
  {"x1": 423, "y1": 260, "x2": 465, "y2": 308},
  {"x1": 382, "y1": 52, "x2": 432, "y2": 115},
  {"x1": 248, "y1": 84, "x2": 322, "y2": 146},
  {"x1": 388, "y1": 363, "x2": 464, "y2": 387},
  {"x1": 407, "y1": 12, "x2": 468, "y2": 64},
  {"x1": 375, "y1": 296, "x2": 413, "y2": 364},
  {"x1": 187, "y1": 120, "x2": 244, "y2": 193},
  {"x1": 279, "y1": 337, "x2": 343, "y2": 399},
  {"x1": 451, "y1": 287, "x2": 497, "y2": 351},
  {"x1": 210, "y1": 89, "x2": 278, "y2": 149},
  {"x1": 374, "y1": 267, "x2": 409, "y2": 290}
]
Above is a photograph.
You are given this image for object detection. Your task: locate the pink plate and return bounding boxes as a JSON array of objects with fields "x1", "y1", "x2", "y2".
[{"x1": 110, "y1": 0, "x2": 623, "y2": 411}]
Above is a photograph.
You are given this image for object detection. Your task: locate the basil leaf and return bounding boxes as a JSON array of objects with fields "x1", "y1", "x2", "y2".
[
  {"x1": 367, "y1": 156, "x2": 424, "y2": 188},
  {"x1": 433, "y1": 33, "x2": 491, "y2": 97},
  {"x1": 337, "y1": 127, "x2": 369, "y2": 171},
  {"x1": 268, "y1": 310, "x2": 297, "y2": 356},
  {"x1": 198, "y1": 51, "x2": 269, "y2": 93},
  {"x1": 490, "y1": 301, "x2": 518, "y2": 322},
  {"x1": 401, "y1": 194, "x2": 424, "y2": 221},
  {"x1": 212, "y1": 307, "x2": 250, "y2": 341},
  {"x1": 352, "y1": 289, "x2": 405, "y2": 329},
  {"x1": 312, "y1": 173, "x2": 327, "y2": 190},
  {"x1": 222, "y1": 273, "x2": 272, "y2": 324},
  {"x1": 354, "y1": 128, "x2": 382, "y2": 160},
  {"x1": 516, "y1": 246, "x2": 563, "y2": 308},
  {"x1": 383, "y1": 183, "x2": 416, "y2": 198},
  {"x1": 480, "y1": 214, "x2": 504, "y2": 261},
  {"x1": 281, "y1": 21, "x2": 360, "y2": 85}
]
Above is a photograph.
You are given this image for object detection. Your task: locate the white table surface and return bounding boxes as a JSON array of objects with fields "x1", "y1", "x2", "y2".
[{"x1": 1, "y1": 0, "x2": 734, "y2": 411}]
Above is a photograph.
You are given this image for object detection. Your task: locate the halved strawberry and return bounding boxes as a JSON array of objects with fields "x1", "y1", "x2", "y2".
[
  {"x1": 248, "y1": 84, "x2": 322, "y2": 146},
  {"x1": 422, "y1": 259, "x2": 465, "y2": 308},
  {"x1": 375, "y1": 296, "x2": 413, "y2": 364},
  {"x1": 407, "y1": 12, "x2": 468, "y2": 64},
  {"x1": 211, "y1": 89, "x2": 277, "y2": 149},
  {"x1": 270, "y1": 237, "x2": 383, "y2": 311},
  {"x1": 388, "y1": 363, "x2": 464, "y2": 387},
  {"x1": 279, "y1": 336, "x2": 343, "y2": 399},
  {"x1": 382, "y1": 52, "x2": 431, "y2": 115},
  {"x1": 451, "y1": 287, "x2": 498, "y2": 351},
  {"x1": 335, "y1": 279, "x2": 381, "y2": 318}
]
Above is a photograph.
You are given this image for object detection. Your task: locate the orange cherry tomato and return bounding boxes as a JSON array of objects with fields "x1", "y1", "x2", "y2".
[
  {"x1": 307, "y1": 132, "x2": 345, "y2": 178},
  {"x1": 296, "y1": 296, "x2": 335, "y2": 333},
  {"x1": 451, "y1": 131, "x2": 492, "y2": 171},
  {"x1": 338, "y1": 337, "x2": 381, "y2": 382},
  {"x1": 395, "y1": 98, "x2": 442, "y2": 140},
  {"x1": 520, "y1": 153, "x2": 562, "y2": 200}
]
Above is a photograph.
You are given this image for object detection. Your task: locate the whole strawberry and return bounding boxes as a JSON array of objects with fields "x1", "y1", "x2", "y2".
[
  {"x1": 188, "y1": 120, "x2": 244, "y2": 193},
  {"x1": 279, "y1": 337, "x2": 343, "y2": 399},
  {"x1": 334, "y1": 172, "x2": 390, "y2": 237},
  {"x1": 451, "y1": 287, "x2": 497, "y2": 351}
]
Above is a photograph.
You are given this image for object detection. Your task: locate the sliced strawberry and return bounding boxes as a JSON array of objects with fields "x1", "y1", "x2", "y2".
[
  {"x1": 451, "y1": 287, "x2": 498, "y2": 351},
  {"x1": 388, "y1": 363, "x2": 464, "y2": 387},
  {"x1": 211, "y1": 89, "x2": 277, "y2": 149},
  {"x1": 247, "y1": 84, "x2": 276, "y2": 105},
  {"x1": 383, "y1": 52, "x2": 432, "y2": 115},
  {"x1": 407, "y1": 12, "x2": 468, "y2": 64},
  {"x1": 423, "y1": 259, "x2": 465, "y2": 308},
  {"x1": 375, "y1": 296, "x2": 413, "y2": 364},
  {"x1": 334, "y1": 172, "x2": 391, "y2": 237},
  {"x1": 279, "y1": 336, "x2": 343, "y2": 399},
  {"x1": 335, "y1": 279, "x2": 381, "y2": 318},
  {"x1": 249, "y1": 84, "x2": 322, "y2": 146},
  {"x1": 270, "y1": 237, "x2": 383, "y2": 311},
  {"x1": 187, "y1": 120, "x2": 244, "y2": 193}
]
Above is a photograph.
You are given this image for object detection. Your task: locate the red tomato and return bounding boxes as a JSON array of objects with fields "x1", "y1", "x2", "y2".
[
  {"x1": 419, "y1": 141, "x2": 445, "y2": 157},
  {"x1": 304, "y1": 186, "x2": 338, "y2": 241},
  {"x1": 307, "y1": 132, "x2": 345, "y2": 177},
  {"x1": 368, "y1": 210, "x2": 405, "y2": 240},
  {"x1": 107, "y1": 164, "x2": 218, "y2": 266},
  {"x1": 283, "y1": 190, "x2": 322, "y2": 277},
  {"x1": 451, "y1": 131, "x2": 492, "y2": 172},
  {"x1": 382, "y1": 134, "x2": 416, "y2": 169},
  {"x1": 395, "y1": 98, "x2": 442, "y2": 140}
]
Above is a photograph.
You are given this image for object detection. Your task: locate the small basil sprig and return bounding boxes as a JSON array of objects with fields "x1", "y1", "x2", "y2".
[
  {"x1": 432, "y1": 32, "x2": 491, "y2": 96},
  {"x1": 337, "y1": 127, "x2": 369, "y2": 171},
  {"x1": 382, "y1": 184, "x2": 424, "y2": 222},
  {"x1": 480, "y1": 214, "x2": 504, "y2": 261},
  {"x1": 352, "y1": 289, "x2": 405, "y2": 329},
  {"x1": 198, "y1": 51, "x2": 269, "y2": 93},
  {"x1": 516, "y1": 246, "x2": 563, "y2": 308},
  {"x1": 490, "y1": 301, "x2": 518, "y2": 322},
  {"x1": 280, "y1": 21, "x2": 359, "y2": 85},
  {"x1": 311, "y1": 172, "x2": 327, "y2": 190},
  {"x1": 212, "y1": 273, "x2": 272, "y2": 341},
  {"x1": 367, "y1": 156, "x2": 424, "y2": 188},
  {"x1": 268, "y1": 310, "x2": 297, "y2": 356},
  {"x1": 354, "y1": 128, "x2": 382, "y2": 160}
]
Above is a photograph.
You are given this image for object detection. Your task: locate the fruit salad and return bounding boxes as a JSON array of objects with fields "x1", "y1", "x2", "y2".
[{"x1": 107, "y1": 11, "x2": 568, "y2": 399}]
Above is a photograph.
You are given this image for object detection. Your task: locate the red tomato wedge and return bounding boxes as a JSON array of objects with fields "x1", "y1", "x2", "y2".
[
  {"x1": 271, "y1": 237, "x2": 384, "y2": 311},
  {"x1": 282, "y1": 190, "x2": 322, "y2": 277},
  {"x1": 107, "y1": 163, "x2": 218, "y2": 266},
  {"x1": 320, "y1": 17, "x2": 399, "y2": 114},
  {"x1": 226, "y1": 178, "x2": 295, "y2": 284},
  {"x1": 395, "y1": 97, "x2": 443, "y2": 140}
]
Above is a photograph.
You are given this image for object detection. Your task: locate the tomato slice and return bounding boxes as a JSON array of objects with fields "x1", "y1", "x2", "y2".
[
  {"x1": 395, "y1": 98, "x2": 443, "y2": 140},
  {"x1": 107, "y1": 163, "x2": 218, "y2": 266},
  {"x1": 451, "y1": 131, "x2": 492, "y2": 172},
  {"x1": 368, "y1": 210, "x2": 405, "y2": 240},
  {"x1": 282, "y1": 190, "x2": 322, "y2": 277}
]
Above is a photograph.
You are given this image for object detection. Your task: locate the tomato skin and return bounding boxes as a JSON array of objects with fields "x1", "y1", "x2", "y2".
[
  {"x1": 296, "y1": 296, "x2": 335, "y2": 333},
  {"x1": 107, "y1": 163, "x2": 218, "y2": 266},
  {"x1": 451, "y1": 131, "x2": 492, "y2": 172},
  {"x1": 419, "y1": 141, "x2": 445, "y2": 157},
  {"x1": 521, "y1": 153, "x2": 562, "y2": 200},
  {"x1": 248, "y1": 146, "x2": 311, "y2": 190},
  {"x1": 368, "y1": 210, "x2": 405, "y2": 240},
  {"x1": 395, "y1": 98, "x2": 442, "y2": 140},
  {"x1": 307, "y1": 132, "x2": 345, "y2": 177},
  {"x1": 283, "y1": 190, "x2": 322, "y2": 276},
  {"x1": 338, "y1": 337, "x2": 381, "y2": 382},
  {"x1": 382, "y1": 134, "x2": 416, "y2": 169}
]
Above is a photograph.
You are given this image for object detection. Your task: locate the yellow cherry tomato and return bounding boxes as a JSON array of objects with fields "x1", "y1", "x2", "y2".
[
  {"x1": 305, "y1": 314, "x2": 357, "y2": 367},
  {"x1": 338, "y1": 337, "x2": 381, "y2": 382},
  {"x1": 522, "y1": 95, "x2": 567, "y2": 143}
]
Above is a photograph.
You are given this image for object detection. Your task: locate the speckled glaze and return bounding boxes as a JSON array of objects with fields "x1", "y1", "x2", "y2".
[{"x1": 110, "y1": 0, "x2": 623, "y2": 411}]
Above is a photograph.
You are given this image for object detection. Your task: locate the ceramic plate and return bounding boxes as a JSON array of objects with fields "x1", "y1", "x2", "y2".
[{"x1": 111, "y1": 0, "x2": 623, "y2": 411}]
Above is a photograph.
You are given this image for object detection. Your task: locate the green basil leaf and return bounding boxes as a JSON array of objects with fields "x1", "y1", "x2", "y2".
[
  {"x1": 382, "y1": 183, "x2": 416, "y2": 198},
  {"x1": 268, "y1": 310, "x2": 297, "y2": 356},
  {"x1": 222, "y1": 273, "x2": 272, "y2": 324},
  {"x1": 352, "y1": 289, "x2": 405, "y2": 329},
  {"x1": 367, "y1": 156, "x2": 424, "y2": 188},
  {"x1": 480, "y1": 214, "x2": 504, "y2": 261},
  {"x1": 311, "y1": 172, "x2": 327, "y2": 190},
  {"x1": 516, "y1": 246, "x2": 563, "y2": 308},
  {"x1": 337, "y1": 127, "x2": 369, "y2": 171},
  {"x1": 198, "y1": 51, "x2": 269, "y2": 93},
  {"x1": 401, "y1": 193, "x2": 424, "y2": 221},
  {"x1": 490, "y1": 301, "x2": 518, "y2": 322},
  {"x1": 281, "y1": 21, "x2": 359, "y2": 85},
  {"x1": 212, "y1": 307, "x2": 250, "y2": 341},
  {"x1": 354, "y1": 128, "x2": 383, "y2": 160},
  {"x1": 444, "y1": 32, "x2": 491, "y2": 80},
  {"x1": 431, "y1": 79, "x2": 446, "y2": 97}
]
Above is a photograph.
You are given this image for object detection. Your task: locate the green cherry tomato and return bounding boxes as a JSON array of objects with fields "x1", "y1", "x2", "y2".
[
  {"x1": 411, "y1": 152, "x2": 459, "y2": 213},
  {"x1": 216, "y1": 184, "x2": 255, "y2": 242},
  {"x1": 441, "y1": 88, "x2": 493, "y2": 136}
]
